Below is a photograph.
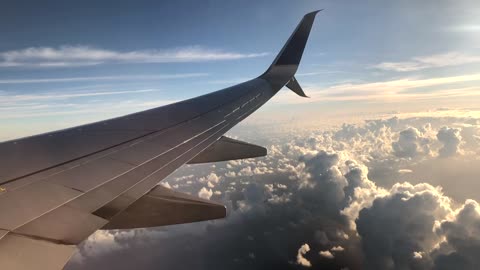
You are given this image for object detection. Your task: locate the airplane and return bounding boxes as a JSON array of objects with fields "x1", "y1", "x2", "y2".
[{"x1": 0, "y1": 11, "x2": 320, "y2": 269}]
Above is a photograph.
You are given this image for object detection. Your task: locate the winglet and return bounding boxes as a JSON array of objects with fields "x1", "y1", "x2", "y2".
[
  {"x1": 269, "y1": 10, "x2": 321, "y2": 68},
  {"x1": 261, "y1": 10, "x2": 321, "y2": 89},
  {"x1": 286, "y1": 76, "x2": 309, "y2": 98}
]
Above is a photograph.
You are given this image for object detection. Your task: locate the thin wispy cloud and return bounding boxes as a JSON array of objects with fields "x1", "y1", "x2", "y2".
[
  {"x1": 0, "y1": 45, "x2": 269, "y2": 68},
  {"x1": 0, "y1": 99, "x2": 177, "y2": 121},
  {"x1": 445, "y1": 25, "x2": 480, "y2": 32},
  {"x1": 373, "y1": 52, "x2": 480, "y2": 72},
  {"x1": 328, "y1": 73, "x2": 480, "y2": 93},
  {"x1": 296, "y1": 70, "x2": 345, "y2": 77},
  {"x1": 0, "y1": 89, "x2": 160, "y2": 104},
  {"x1": 272, "y1": 73, "x2": 480, "y2": 104},
  {"x1": 0, "y1": 73, "x2": 208, "y2": 84},
  {"x1": 207, "y1": 78, "x2": 250, "y2": 85}
]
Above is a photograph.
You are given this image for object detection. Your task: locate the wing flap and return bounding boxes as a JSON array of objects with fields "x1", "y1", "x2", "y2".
[
  {"x1": 187, "y1": 136, "x2": 267, "y2": 164},
  {"x1": 102, "y1": 185, "x2": 226, "y2": 229},
  {"x1": 0, "y1": 232, "x2": 76, "y2": 270}
]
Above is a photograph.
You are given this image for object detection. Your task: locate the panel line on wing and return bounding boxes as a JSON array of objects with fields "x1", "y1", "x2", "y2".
[
  {"x1": 10, "y1": 120, "x2": 228, "y2": 231},
  {"x1": 1, "y1": 84, "x2": 263, "y2": 188}
]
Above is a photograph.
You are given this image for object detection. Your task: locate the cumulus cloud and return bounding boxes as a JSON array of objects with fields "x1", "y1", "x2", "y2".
[
  {"x1": 413, "y1": 252, "x2": 424, "y2": 260},
  {"x1": 225, "y1": 171, "x2": 236, "y2": 177},
  {"x1": 392, "y1": 127, "x2": 432, "y2": 158},
  {"x1": 433, "y1": 200, "x2": 480, "y2": 269},
  {"x1": 267, "y1": 193, "x2": 292, "y2": 204},
  {"x1": 356, "y1": 182, "x2": 453, "y2": 269},
  {"x1": 238, "y1": 166, "x2": 254, "y2": 176},
  {"x1": 0, "y1": 45, "x2": 269, "y2": 68},
  {"x1": 331, "y1": 246, "x2": 345, "y2": 252},
  {"x1": 319, "y1": 250, "x2": 334, "y2": 259},
  {"x1": 436, "y1": 127, "x2": 462, "y2": 157},
  {"x1": 199, "y1": 172, "x2": 221, "y2": 184},
  {"x1": 198, "y1": 187, "x2": 213, "y2": 200},
  {"x1": 159, "y1": 182, "x2": 172, "y2": 189},
  {"x1": 68, "y1": 114, "x2": 480, "y2": 270},
  {"x1": 296, "y1": 244, "x2": 312, "y2": 267}
]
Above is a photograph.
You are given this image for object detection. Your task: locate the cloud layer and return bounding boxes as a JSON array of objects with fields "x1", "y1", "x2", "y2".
[{"x1": 66, "y1": 114, "x2": 480, "y2": 270}]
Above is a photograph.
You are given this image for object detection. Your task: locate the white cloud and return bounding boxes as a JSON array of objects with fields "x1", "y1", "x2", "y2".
[
  {"x1": 0, "y1": 73, "x2": 207, "y2": 84},
  {"x1": 296, "y1": 244, "x2": 312, "y2": 267},
  {"x1": 436, "y1": 126, "x2": 462, "y2": 157},
  {"x1": 225, "y1": 171, "x2": 236, "y2": 177},
  {"x1": 355, "y1": 182, "x2": 453, "y2": 269},
  {"x1": 239, "y1": 166, "x2": 254, "y2": 176},
  {"x1": 445, "y1": 25, "x2": 480, "y2": 32},
  {"x1": 319, "y1": 250, "x2": 334, "y2": 259},
  {"x1": 159, "y1": 182, "x2": 171, "y2": 189},
  {"x1": 253, "y1": 166, "x2": 273, "y2": 175},
  {"x1": 267, "y1": 193, "x2": 292, "y2": 204},
  {"x1": 373, "y1": 52, "x2": 480, "y2": 72},
  {"x1": 433, "y1": 199, "x2": 480, "y2": 268},
  {"x1": 272, "y1": 73, "x2": 480, "y2": 104},
  {"x1": 264, "y1": 184, "x2": 274, "y2": 193},
  {"x1": 392, "y1": 127, "x2": 432, "y2": 158},
  {"x1": 198, "y1": 187, "x2": 213, "y2": 200},
  {"x1": 0, "y1": 45, "x2": 269, "y2": 68},
  {"x1": 413, "y1": 251, "x2": 424, "y2": 260},
  {"x1": 199, "y1": 173, "x2": 220, "y2": 184},
  {"x1": 331, "y1": 246, "x2": 345, "y2": 252},
  {"x1": 0, "y1": 89, "x2": 160, "y2": 104}
]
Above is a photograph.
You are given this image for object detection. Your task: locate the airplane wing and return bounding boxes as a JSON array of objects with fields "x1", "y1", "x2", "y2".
[{"x1": 0, "y1": 11, "x2": 320, "y2": 270}]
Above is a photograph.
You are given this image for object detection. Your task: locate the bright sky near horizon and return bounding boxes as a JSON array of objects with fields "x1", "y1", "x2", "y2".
[{"x1": 2, "y1": 0, "x2": 480, "y2": 141}]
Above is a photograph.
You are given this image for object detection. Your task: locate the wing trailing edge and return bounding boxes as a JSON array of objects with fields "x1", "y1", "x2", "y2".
[
  {"x1": 187, "y1": 136, "x2": 267, "y2": 164},
  {"x1": 102, "y1": 185, "x2": 226, "y2": 229}
]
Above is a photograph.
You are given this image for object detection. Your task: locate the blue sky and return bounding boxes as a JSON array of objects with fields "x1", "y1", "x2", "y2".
[{"x1": 2, "y1": 0, "x2": 480, "y2": 140}]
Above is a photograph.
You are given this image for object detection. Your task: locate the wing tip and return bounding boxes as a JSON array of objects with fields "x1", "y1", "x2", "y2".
[
  {"x1": 306, "y1": 9, "x2": 323, "y2": 16},
  {"x1": 261, "y1": 9, "x2": 322, "y2": 81}
]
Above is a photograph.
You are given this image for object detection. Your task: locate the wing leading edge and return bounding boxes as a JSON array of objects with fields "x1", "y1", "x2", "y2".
[{"x1": 0, "y1": 11, "x2": 321, "y2": 270}]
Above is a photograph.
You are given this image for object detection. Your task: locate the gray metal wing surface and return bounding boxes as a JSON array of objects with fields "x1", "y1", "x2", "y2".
[{"x1": 0, "y1": 11, "x2": 320, "y2": 270}]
